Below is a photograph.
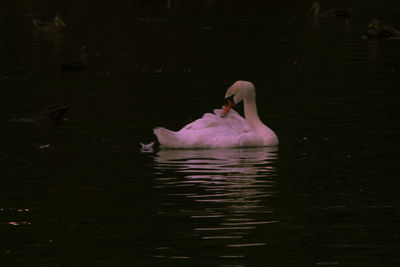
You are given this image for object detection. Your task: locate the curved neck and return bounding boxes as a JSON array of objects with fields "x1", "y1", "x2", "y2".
[
  {"x1": 243, "y1": 94, "x2": 264, "y2": 129},
  {"x1": 243, "y1": 94, "x2": 277, "y2": 145}
]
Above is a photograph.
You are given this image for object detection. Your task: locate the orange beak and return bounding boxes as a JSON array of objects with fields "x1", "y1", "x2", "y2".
[{"x1": 221, "y1": 99, "x2": 233, "y2": 117}]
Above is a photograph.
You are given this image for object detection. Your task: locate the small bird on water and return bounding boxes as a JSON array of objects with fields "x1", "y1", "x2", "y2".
[
  {"x1": 61, "y1": 46, "x2": 90, "y2": 72},
  {"x1": 367, "y1": 18, "x2": 400, "y2": 39},
  {"x1": 309, "y1": 1, "x2": 350, "y2": 18},
  {"x1": 33, "y1": 15, "x2": 66, "y2": 33},
  {"x1": 35, "y1": 103, "x2": 70, "y2": 126}
]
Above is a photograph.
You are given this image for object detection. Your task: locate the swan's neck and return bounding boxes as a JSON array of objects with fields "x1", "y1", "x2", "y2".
[
  {"x1": 243, "y1": 95, "x2": 265, "y2": 130},
  {"x1": 243, "y1": 95, "x2": 278, "y2": 145}
]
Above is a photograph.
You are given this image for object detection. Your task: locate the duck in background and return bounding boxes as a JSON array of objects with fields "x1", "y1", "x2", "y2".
[
  {"x1": 309, "y1": 1, "x2": 350, "y2": 18},
  {"x1": 35, "y1": 104, "x2": 70, "y2": 126},
  {"x1": 33, "y1": 15, "x2": 66, "y2": 33},
  {"x1": 367, "y1": 18, "x2": 400, "y2": 39},
  {"x1": 61, "y1": 46, "x2": 90, "y2": 72}
]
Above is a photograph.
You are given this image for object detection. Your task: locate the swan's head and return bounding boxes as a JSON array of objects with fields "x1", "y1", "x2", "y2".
[{"x1": 221, "y1": 81, "x2": 255, "y2": 117}]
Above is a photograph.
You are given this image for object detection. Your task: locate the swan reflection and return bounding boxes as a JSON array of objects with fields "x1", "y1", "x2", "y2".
[{"x1": 153, "y1": 147, "x2": 279, "y2": 249}]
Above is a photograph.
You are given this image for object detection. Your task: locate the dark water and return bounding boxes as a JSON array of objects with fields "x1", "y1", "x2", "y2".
[{"x1": 1, "y1": 0, "x2": 399, "y2": 266}]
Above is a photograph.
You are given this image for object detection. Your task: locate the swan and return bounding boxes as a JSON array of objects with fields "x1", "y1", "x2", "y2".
[{"x1": 153, "y1": 81, "x2": 278, "y2": 148}]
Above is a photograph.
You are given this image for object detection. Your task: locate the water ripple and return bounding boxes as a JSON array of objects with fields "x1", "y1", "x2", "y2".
[{"x1": 153, "y1": 147, "x2": 279, "y2": 259}]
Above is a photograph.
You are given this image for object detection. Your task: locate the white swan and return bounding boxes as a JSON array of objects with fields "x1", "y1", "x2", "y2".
[{"x1": 153, "y1": 81, "x2": 278, "y2": 148}]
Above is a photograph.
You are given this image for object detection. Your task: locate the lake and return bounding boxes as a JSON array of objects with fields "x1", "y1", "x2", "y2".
[{"x1": 1, "y1": 0, "x2": 399, "y2": 266}]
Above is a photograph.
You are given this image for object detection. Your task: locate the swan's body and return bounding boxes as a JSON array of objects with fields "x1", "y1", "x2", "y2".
[{"x1": 153, "y1": 81, "x2": 278, "y2": 148}]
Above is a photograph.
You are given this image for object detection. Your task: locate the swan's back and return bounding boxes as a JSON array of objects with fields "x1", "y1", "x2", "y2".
[{"x1": 154, "y1": 108, "x2": 264, "y2": 148}]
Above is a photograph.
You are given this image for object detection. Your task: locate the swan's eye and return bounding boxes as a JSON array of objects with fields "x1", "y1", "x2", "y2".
[{"x1": 224, "y1": 94, "x2": 235, "y2": 105}]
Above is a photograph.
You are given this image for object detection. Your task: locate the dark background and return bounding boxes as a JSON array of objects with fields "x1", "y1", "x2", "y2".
[{"x1": 1, "y1": 0, "x2": 399, "y2": 266}]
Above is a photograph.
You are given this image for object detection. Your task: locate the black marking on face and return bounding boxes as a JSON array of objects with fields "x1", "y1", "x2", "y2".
[{"x1": 224, "y1": 94, "x2": 235, "y2": 105}]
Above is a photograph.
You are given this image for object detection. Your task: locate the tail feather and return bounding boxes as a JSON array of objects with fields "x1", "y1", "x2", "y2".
[{"x1": 154, "y1": 127, "x2": 179, "y2": 147}]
